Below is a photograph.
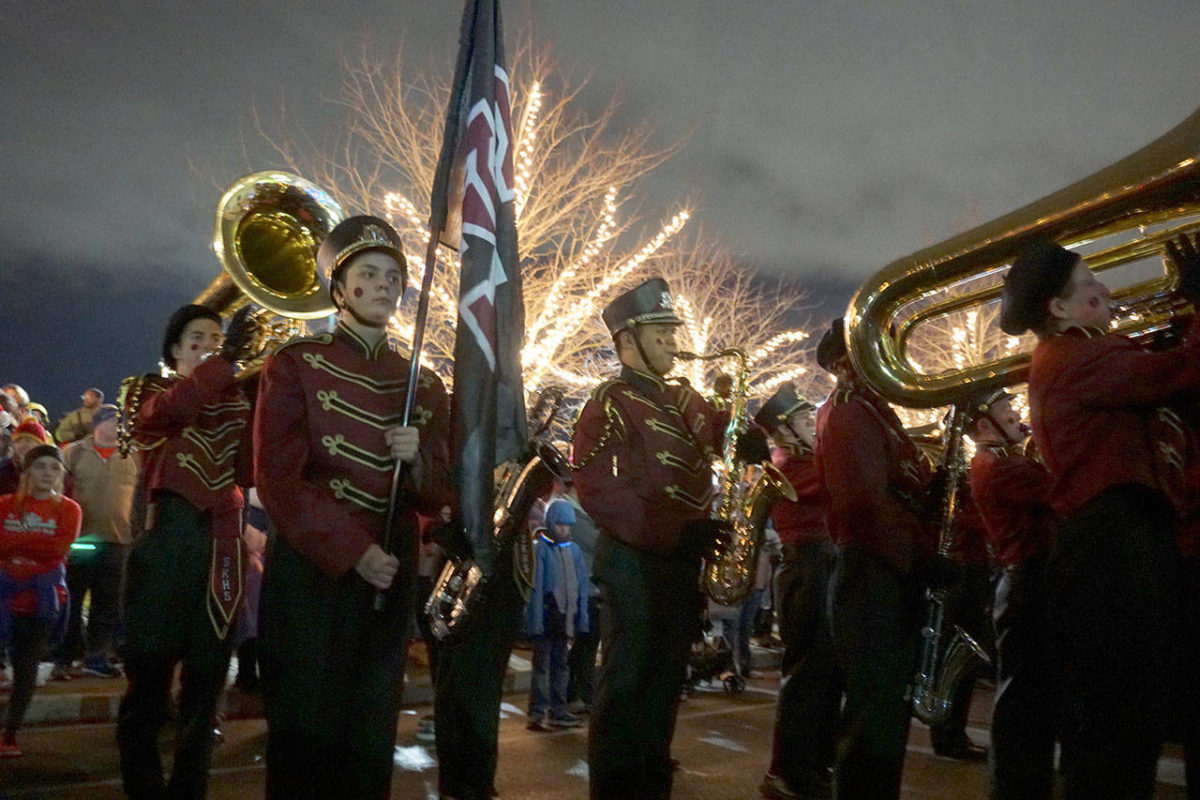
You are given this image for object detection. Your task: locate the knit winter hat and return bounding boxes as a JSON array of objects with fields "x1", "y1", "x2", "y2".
[
  {"x1": 543, "y1": 499, "x2": 576, "y2": 530},
  {"x1": 91, "y1": 405, "x2": 119, "y2": 428},
  {"x1": 12, "y1": 419, "x2": 48, "y2": 445},
  {"x1": 23, "y1": 443, "x2": 63, "y2": 470}
]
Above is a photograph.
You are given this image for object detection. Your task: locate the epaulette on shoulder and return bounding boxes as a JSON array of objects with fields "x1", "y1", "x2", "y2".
[
  {"x1": 274, "y1": 331, "x2": 335, "y2": 353},
  {"x1": 586, "y1": 378, "x2": 624, "y2": 405}
]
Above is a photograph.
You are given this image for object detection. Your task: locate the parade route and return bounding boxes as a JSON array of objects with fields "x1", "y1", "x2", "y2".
[{"x1": 2, "y1": 672, "x2": 1189, "y2": 799}]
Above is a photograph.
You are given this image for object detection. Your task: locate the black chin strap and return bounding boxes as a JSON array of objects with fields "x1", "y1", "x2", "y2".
[
  {"x1": 628, "y1": 322, "x2": 665, "y2": 377},
  {"x1": 335, "y1": 286, "x2": 387, "y2": 331}
]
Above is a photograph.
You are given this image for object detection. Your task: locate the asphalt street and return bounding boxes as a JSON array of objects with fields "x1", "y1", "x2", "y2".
[{"x1": 0, "y1": 675, "x2": 1190, "y2": 799}]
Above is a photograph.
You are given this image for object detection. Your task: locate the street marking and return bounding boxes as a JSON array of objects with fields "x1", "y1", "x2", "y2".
[
  {"x1": 393, "y1": 744, "x2": 437, "y2": 771},
  {"x1": 565, "y1": 758, "x2": 590, "y2": 780},
  {"x1": 698, "y1": 731, "x2": 751, "y2": 753}
]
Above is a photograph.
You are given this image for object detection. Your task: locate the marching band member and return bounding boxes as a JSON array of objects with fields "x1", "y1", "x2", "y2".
[
  {"x1": 963, "y1": 389, "x2": 1057, "y2": 799},
  {"x1": 117, "y1": 303, "x2": 255, "y2": 799},
  {"x1": 814, "y1": 318, "x2": 934, "y2": 800},
  {"x1": 754, "y1": 385, "x2": 840, "y2": 800},
  {"x1": 253, "y1": 216, "x2": 452, "y2": 799},
  {"x1": 999, "y1": 237, "x2": 1200, "y2": 799},
  {"x1": 571, "y1": 278, "x2": 728, "y2": 800}
]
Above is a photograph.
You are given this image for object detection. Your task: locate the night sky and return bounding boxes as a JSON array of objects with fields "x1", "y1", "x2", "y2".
[{"x1": 2, "y1": 0, "x2": 1198, "y2": 420}]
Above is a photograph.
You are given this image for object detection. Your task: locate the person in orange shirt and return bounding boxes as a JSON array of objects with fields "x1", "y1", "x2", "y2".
[{"x1": 0, "y1": 443, "x2": 81, "y2": 757}]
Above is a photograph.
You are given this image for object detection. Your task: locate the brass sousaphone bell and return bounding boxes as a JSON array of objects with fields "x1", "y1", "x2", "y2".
[{"x1": 199, "y1": 171, "x2": 346, "y2": 374}]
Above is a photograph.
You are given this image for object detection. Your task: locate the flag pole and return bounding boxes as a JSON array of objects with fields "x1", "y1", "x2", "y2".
[{"x1": 375, "y1": 228, "x2": 442, "y2": 610}]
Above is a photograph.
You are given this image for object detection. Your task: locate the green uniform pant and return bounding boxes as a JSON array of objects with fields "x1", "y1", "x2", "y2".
[
  {"x1": 259, "y1": 528, "x2": 413, "y2": 800},
  {"x1": 588, "y1": 535, "x2": 702, "y2": 800},
  {"x1": 435, "y1": 545, "x2": 525, "y2": 800},
  {"x1": 117, "y1": 491, "x2": 232, "y2": 800}
]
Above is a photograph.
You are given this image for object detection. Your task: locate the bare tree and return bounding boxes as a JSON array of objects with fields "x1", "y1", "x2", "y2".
[{"x1": 254, "y1": 37, "x2": 818, "y2": 407}]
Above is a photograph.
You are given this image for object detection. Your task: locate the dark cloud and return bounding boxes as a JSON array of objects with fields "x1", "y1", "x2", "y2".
[{"x1": 1, "y1": 0, "x2": 1198, "y2": 412}]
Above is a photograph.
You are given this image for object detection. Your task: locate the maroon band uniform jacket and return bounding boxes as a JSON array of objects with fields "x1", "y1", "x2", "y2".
[
  {"x1": 253, "y1": 323, "x2": 453, "y2": 577},
  {"x1": 969, "y1": 444, "x2": 1055, "y2": 567},
  {"x1": 1028, "y1": 324, "x2": 1200, "y2": 518},
  {"x1": 815, "y1": 382, "x2": 932, "y2": 575},
  {"x1": 571, "y1": 367, "x2": 724, "y2": 557},
  {"x1": 770, "y1": 443, "x2": 827, "y2": 546},
  {"x1": 124, "y1": 356, "x2": 251, "y2": 538}
]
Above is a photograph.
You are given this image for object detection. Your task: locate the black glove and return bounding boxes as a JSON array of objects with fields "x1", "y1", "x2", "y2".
[
  {"x1": 220, "y1": 305, "x2": 261, "y2": 362},
  {"x1": 431, "y1": 520, "x2": 472, "y2": 562},
  {"x1": 1165, "y1": 233, "x2": 1200, "y2": 304},
  {"x1": 926, "y1": 554, "x2": 961, "y2": 592},
  {"x1": 682, "y1": 518, "x2": 735, "y2": 560}
]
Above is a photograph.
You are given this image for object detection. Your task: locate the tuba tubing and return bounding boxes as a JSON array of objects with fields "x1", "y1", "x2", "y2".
[{"x1": 847, "y1": 106, "x2": 1200, "y2": 408}]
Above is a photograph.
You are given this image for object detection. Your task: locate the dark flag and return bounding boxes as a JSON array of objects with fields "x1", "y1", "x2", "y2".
[{"x1": 430, "y1": 0, "x2": 526, "y2": 574}]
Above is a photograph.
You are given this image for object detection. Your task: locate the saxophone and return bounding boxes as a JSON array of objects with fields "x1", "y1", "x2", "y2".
[
  {"x1": 910, "y1": 404, "x2": 992, "y2": 725},
  {"x1": 676, "y1": 349, "x2": 797, "y2": 606}
]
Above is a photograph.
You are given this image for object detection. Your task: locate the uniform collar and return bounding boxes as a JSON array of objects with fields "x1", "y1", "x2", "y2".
[
  {"x1": 1054, "y1": 325, "x2": 1108, "y2": 339},
  {"x1": 335, "y1": 320, "x2": 390, "y2": 360},
  {"x1": 778, "y1": 440, "x2": 813, "y2": 458},
  {"x1": 619, "y1": 365, "x2": 669, "y2": 396}
]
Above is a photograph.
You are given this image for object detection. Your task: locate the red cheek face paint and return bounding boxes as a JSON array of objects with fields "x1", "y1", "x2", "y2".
[
  {"x1": 190, "y1": 344, "x2": 199, "y2": 351},
  {"x1": 354, "y1": 287, "x2": 364, "y2": 298},
  {"x1": 1089, "y1": 297, "x2": 1099, "y2": 308}
]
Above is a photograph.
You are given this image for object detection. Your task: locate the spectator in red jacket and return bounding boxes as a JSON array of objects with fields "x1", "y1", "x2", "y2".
[{"x1": 0, "y1": 443, "x2": 81, "y2": 758}]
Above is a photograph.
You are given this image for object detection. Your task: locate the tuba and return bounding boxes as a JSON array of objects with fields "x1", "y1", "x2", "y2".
[
  {"x1": 118, "y1": 171, "x2": 344, "y2": 454},
  {"x1": 676, "y1": 349, "x2": 797, "y2": 606},
  {"x1": 425, "y1": 389, "x2": 570, "y2": 642},
  {"x1": 846, "y1": 107, "x2": 1200, "y2": 723},
  {"x1": 203, "y1": 171, "x2": 345, "y2": 377}
]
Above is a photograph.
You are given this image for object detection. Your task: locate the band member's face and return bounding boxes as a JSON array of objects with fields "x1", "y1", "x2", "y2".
[
  {"x1": 783, "y1": 408, "x2": 816, "y2": 447},
  {"x1": 339, "y1": 251, "x2": 405, "y2": 327},
  {"x1": 634, "y1": 323, "x2": 681, "y2": 375},
  {"x1": 1050, "y1": 260, "x2": 1112, "y2": 330},
  {"x1": 987, "y1": 398, "x2": 1027, "y2": 443},
  {"x1": 93, "y1": 416, "x2": 119, "y2": 443},
  {"x1": 171, "y1": 317, "x2": 224, "y2": 377},
  {"x1": 552, "y1": 522, "x2": 572, "y2": 542},
  {"x1": 27, "y1": 455, "x2": 64, "y2": 495},
  {"x1": 82, "y1": 391, "x2": 101, "y2": 408}
]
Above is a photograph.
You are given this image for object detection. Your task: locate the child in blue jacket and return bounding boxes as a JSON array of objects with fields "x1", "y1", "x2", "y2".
[{"x1": 526, "y1": 498, "x2": 590, "y2": 730}]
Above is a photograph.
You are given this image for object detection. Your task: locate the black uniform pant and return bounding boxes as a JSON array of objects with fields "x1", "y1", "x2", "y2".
[
  {"x1": 1048, "y1": 484, "x2": 1181, "y2": 800},
  {"x1": 60, "y1": 541, "x2": 128, "y2": 664},
  {"x1": 568, "y1": 595, "x2": 600, "y2": 707},
  {"x1": 260, "y1": 530, "x2": 412, "y2": 800},
  {"x1": 117, "y1": 492, "x2": 231, "y2": 800},
  {"x1": 3, "y1": 617, "x2": 55, "y2": 740},
  {"x1": 435, "y1": 554, "x2": 524, "y2": 800},
  {"x1": 990, "y1": 554, "x2": 1056, "y2": 800},
  {"x1": 589, "y1": 535, "x2": 702, "y2": 800},
  {"x1": 1175, "y1": 554, "x2": 1200, "y2": 800},
  {"x1": 769, "y1": 539, "x2": 841, "y2": 785},
  {"x1": 829, "y1": 547, "x2": 923, "y2": 800}
]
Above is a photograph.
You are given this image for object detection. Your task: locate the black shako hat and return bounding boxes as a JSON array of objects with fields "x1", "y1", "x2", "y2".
[
  {"x1": 999, "y1": 240, "x2": 1079, "y2": 335},
  {"x1": 964, "y1": 387, "x2": 1014, "y2": 426},
  {"x1": 602, "y1": 278, "x2": 685, "y2": 336},
  {"x1": 816, "y1": 318, "x2": 848, "y2": 373},
  {"x1": 754, "y1": 384, "x2": 816, "y2": 431},
  {"x1": 162, "y1": 304, "x2": 221, "y2": 371},
  {"x1": 317, "y1": 215, "x2": 407, "y2": 290}
]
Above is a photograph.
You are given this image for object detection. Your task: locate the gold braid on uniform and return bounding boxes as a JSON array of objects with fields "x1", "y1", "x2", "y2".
[{"x1": 569, "y1": 383, "x2": 627, "y2": 471}]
